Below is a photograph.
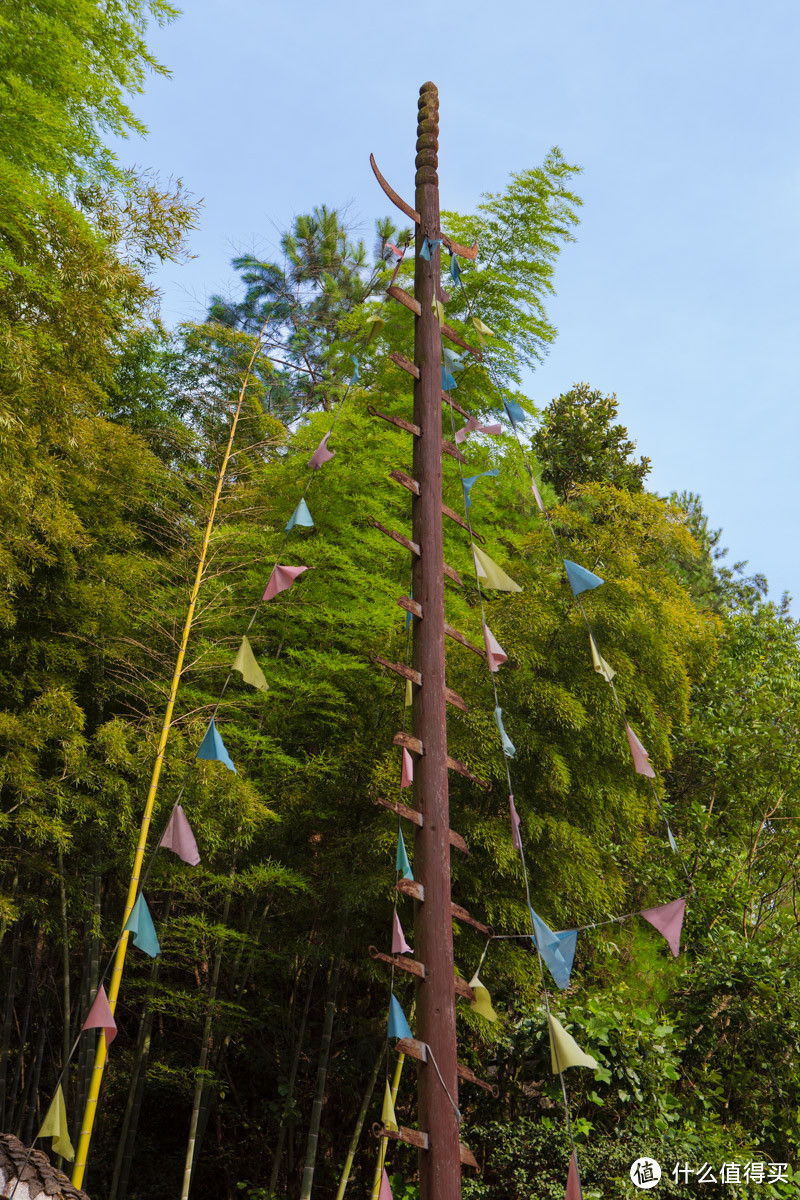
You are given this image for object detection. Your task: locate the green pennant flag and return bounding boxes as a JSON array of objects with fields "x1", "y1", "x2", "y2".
[
  {"x1": 232, "y1": 636, "x2": 268, "y2": 691},
  {"x1": 39, "y1": 1083, "x2": 75, "y2": 1161}
]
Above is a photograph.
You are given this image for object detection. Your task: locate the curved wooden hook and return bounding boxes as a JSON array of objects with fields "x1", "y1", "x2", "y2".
[{"x1": 370, "y1": 154, "x2": 420, "y2": 225}]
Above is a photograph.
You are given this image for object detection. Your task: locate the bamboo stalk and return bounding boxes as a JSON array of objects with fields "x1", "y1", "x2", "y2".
[
  {"x1": 334, "y1": 1043, "x2": 383, "y2": 1200},
  {"x1": 299, "y1": 946, "x2": 344, "y2": 1200},
  {"x1": 71, "y1": 327, "x2": 273, "y2": 1189},
  {"x1": 268, "y1": 966, "x2": 316, "y2": 1197},
  {"x1": 369, "y1": 1053, "x2": 405, "y2": 1200}
]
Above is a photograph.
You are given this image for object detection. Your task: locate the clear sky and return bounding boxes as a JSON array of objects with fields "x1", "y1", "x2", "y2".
[{"x1": 123, "y1": 0, "x2": 800, "y2": 606}]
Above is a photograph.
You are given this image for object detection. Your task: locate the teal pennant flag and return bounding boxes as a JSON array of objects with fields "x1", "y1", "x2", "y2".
[
  {"x1": 443, "y1": 347, "x2": 464, "y2": 373},
  {"x1": 504, "y1": 398, "x2": 527, "y2": 428},
  {"x1": 396, "y1": 829, "x2": 413, "y2": 880},
  {"x1": 442, "y1": 367, "x2": 457, "y2": 391},
  {"x1": 350, "y1": 357, "x2": 360, "y2": 381},
  {"x1": 196, "y1": 718, "x2": 237, "y2": 773},
  {"x1": 494, "y1": 707, "x2": 516, "y2": 758},
  {"x1": 286, "y1": 498, "x2": 314, "y2": 532},
  {"x1": 462, "y1": 468, "x2": 500, "y2": 511},
  {"x1": 125, "y1": 894, "x2": 160, "y2": 958},
  {"x1": 530, "y1": 907, "x2": 577, "y2": 990},
  {"x1": 419, "y1": 237, "x2": 442, "y2": 260},
  {"x1": 449, "y1": 254, "x2": 461, "y2": 284},
  {"x1": 388, "y1": 994, "x2": 413, "y2": 1039},
  {"x1": 564, "y1": 560, "x2": 604, "y2": 596}
]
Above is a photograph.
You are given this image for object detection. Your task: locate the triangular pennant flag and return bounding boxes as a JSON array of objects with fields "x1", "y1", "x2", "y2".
[
  {"x1": 472, "y1": 545, "x2": 522, "y2": 592},
  {"x1": 471, "y1": 315, "x2": 495, "y2": 345},
  {"x1": 388, "y1": 994, "x2": 413, "y2": 1040},
  {"x1": 308, "y1": 432, "x2": 335, "y2": 470},
  {"x1": 462, "y1": 469, "x2": 499, "y2": 511},
  {"x1": 431, "y1": 297, "x2": 445, "y2": 324},
  {"x1": 454, "y1": 416, "x2": 502, "y2": 444},
  {"x1": 159, "y1": 803, "x2": 201, "y2": 865},
  {"x1": 442, "y1": 366, "x2": 457, "y2": 391},
  {"x1": 483, "y1": 622, "x2": 507, "y2": 672},
  {"x1": 196, "y1": 718, "x2": 237, "y2": 773},
  {"x1": 469, "y1": 972, "x2": 498, "y2": 1022},
  {"x1": 503, "y1": 397, "x2": 527, "y2": 428},
  {"x1": 392, "y1": 910, "x2": 412, "y2": 955},
  {"x1": 667, "y1": 825, "x2": 678, "y2": 854},
  {"x1": 589, "y1": 634, "x2": 615, "y2": 683},
  {"x1": 449, "y1": 254, "x2": 461, "y2": 285},
  {"x1": 563, "y1": 560, "x2": 604, "y2": 596},
  {"x1": 530, "y1": 908, "x2": 576, "y2": 990},
  {"x1": 400, "y1": 747, "x2": 414, "y2": 789},
  {"x1": 350, "y1": 357, "x2": 360, "y2": 380},
  {"x1": 81, "y1": 983, "x2": 117, "y2": 1047},
  {"x1": 379, "y1": 1168, "x2": 395, "y2": 1200},
  {"x1": 405, "y1": 590, "x2": 413, "y2": 631},
  {"x1": 365, "y1": 314, "x2": 385, "y2": 343},
  {"x1": 494, "y1": 707, "x2": 516, "y2": 757},
  {"x1": 419, "y1": 237, "x2": 442, "y2": 260},
  {"x1": 232, "y1": 636, "x2": 268, "y2": 692},
  {"x1": 39, "y1": 1084, "x2": 74, "y2": 1161},
  {"x1": 625, "y1": 723, "x2": 656, "y2": 778},
  {"x1": 404, "y1": 678, "x2": 413, "y2": 707},
  {"x1": 529, "y1": 473, "x2": 545, "y2": 513},
  {"x1": 548, "y1": 1015, "x2": 598, "y2": 1072},
  {"x1": 565, "y1": 1151, "x2": 583, "y2": 1200},
  {"x1": 124, "y1": 893, "x2": 161, "y2": 957},
  {"x1": 262, "y1": 564, "x2": 309, "y2": 602},
  {"x1": 286, "y1": 498, "x2": 314, "y2": 532},
  {"x1": 443, "y1": 347, "x2": 464, "y2": 372},
  {"x1": 640, "y1": 898, "x2": 686, "y2": 958},
  {"x1": 509, "y1": 794, "x2": 522, "y2": 851},
  {"x1": 395, "y1": 829, "x2": 413, "y2": 880},
  {"x1": 381, "y1": 1080, "x2": 398, "y2": 1131}
]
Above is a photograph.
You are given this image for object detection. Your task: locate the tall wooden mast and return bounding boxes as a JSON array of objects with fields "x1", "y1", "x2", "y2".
[{"x1": 410, "y1": 82, "x2": 462, "y2": 1200}]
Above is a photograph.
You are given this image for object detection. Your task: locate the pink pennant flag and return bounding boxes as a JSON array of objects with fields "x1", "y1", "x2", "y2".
[
  {"x1": 392, "y1": 910, "x2": 412, "y2": 955},
  {"x1": 401, "y1": 747, "x2": 414, "y2": 789},
  {"x1": 509, "y1": 794, "x2": 522, "y2": 851},
  {"x1": 262, "y1": 564, "x2": 309, "y2": 602},
  {"x1": 379, "y1": 1169, "x2": 394, "y2": 1200},
  {"x1": 159, "y1": 804, "x2": 200, "y2": 866},
  {"x1": 482, "y1": 621, "x2": 508, "y2": 673},
  {"x1": 640, "y1": 897, "x2": 686, "y2": 958},
  {"x1": 308, "y1": 432, "x2": 335, "y2": 470},
  {"x1": 454, "y1": 417, "x2": 503, "y2": 444},
  {"x1": 530, "y1": 475, "x2": 545, "y2": 513},
  {"x1": 82, "y1": 984, "x2": 117, "y2": 1047},
  {"x1": 564, "y1": 1152, "x2": 583, "y2": 1200},
  {"x1": 625, "y1": 723, "x2": 656, "y2": 778}
]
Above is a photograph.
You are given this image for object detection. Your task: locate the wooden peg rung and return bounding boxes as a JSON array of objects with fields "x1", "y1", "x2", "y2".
[
  {"x1": 397, "y1": 596, "x2": 423, "y2": 619},
  {"x1": 387, "y1": 285, "x2": 422, "y2": 317},
  {"x1": 441, "y1": 502, "x2": 470, "y2": 535},
  {"x1": 442, "y1": 392, "x2": 470, "y2": 419},
  {"x1": 373, "y1": 1123, "x2": 429, "y2": 1151},
  {"x1": 460, "y1": 1143, "x2": 479, "y2": 1170},
  {"x1": 369, "y1": 154, "x2": 421, "y2": 224},
  {"x1": 445, "y1": 686, "x2": 469, "y2": 714},
  {"x1": 393, "y1": 731, "x2": 423, "y2": 755},
  {"x1": 390, "y1": 468, "x2": 420, "y2": 496},
  {"x1": 454, "y1": 976, "x2": 476, "y2": 1001},
  {"x1": 394, "y1": 1037, "x2": 428, "y2": 1062},
  {"x1": 397, "y1": 878, "x2": 424, "y2": 902},
  {"x1": 369, "y1": 946, "x2": 426, "y2": 979},
  {"x1": 444, "y1": 622, "x2": 486, "y2": 660},
  {"x1": 441, "y1": 233, "x2": 478, "y2": 261},
  {"x1": 441, "y1": 323, "x2": 483, "y2": 360},
  {"x1": 367, "y1": 405, "x2": 420, "y2": 437},
  {"x1": 372, "y1": 656, "x2": 422, "y2": 686},
  {"x1": 368, "y1": 519, "x2": 420, "y2": 557},
  {"x1": 442, "y1": 439, "x2": 467, "y2": 463},
  {"x1": 389, "y1": 351, "x2": 420, "y2": 379},
  {"x1": 374, "y1": 798, "x2": 470, "y2": 854},
  {"x1": 443, "y1": 562, "x2": 464, "y2": 587},
  {"x1": 447, "y1": 755, "x2": 491, "y2": 791},
  {"x1": 457, "y1": 1063, "x2": 499, "y2": 1097},
  {"x1": 451, "y1": 902, "x2": 491, "y2": 937}
]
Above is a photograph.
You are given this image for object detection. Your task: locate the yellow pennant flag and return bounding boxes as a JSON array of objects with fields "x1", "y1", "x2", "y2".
[
  {"x1": 381, "y1": 1080, "x2": 398, "y2": 1132},
  {"x1": 431, "y1": 296, "x2": 445, "y2": 324},
  {"x1": 548, "y1": 1015, "x2": 598, "y2": 1073},
  {"x1": 472, "y1": 545, "x2": 522, "y2": 593},
  {"x1": 232, "y1": 636, "x2": 268, "y2": 692},
  {"x1": 471, "y1": 315, "x2": 495, "y2": 345},
  {"x1": 469, "y1": 972, "x2": 498, "y2": 1023},
  {"x1": 39, "y1": 1083, "x2": 75, "y2": 1161},
  {"x1": 404, "y1": 678, "x2": 413, "y2": 707},
  {"x1": 366, "y1": 314, "x2": 385, "y2": 344},
  {"x1": 589, "y1": 634, "x2": 616, "y2": 683}
]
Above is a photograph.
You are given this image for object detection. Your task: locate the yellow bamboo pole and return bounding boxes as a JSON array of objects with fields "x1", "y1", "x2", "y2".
[
  {"x1": 370, "y1": 1052, "x2": 406, "y2": 1200},
  {"x1": 71, "y1": 329, "x2": 270, "y2": 1189}
]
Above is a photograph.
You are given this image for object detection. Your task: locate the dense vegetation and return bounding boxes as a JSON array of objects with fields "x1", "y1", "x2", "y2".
[{"x1": 2, "y1": 5, "x2": 799, "y2": 1200}]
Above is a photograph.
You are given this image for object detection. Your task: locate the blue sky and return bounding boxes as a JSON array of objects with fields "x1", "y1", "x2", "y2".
[{"x1": 124, "y1": 0, "x2": 800, "y2": 605}]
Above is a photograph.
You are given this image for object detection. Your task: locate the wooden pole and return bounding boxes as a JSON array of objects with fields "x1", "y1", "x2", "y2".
[
  {"x1": 71, "y1": 329, "x2": 270, "y2": 1190},
  {"x1": 412, "y1": 81, "x2": 462, "y2": 1200}
]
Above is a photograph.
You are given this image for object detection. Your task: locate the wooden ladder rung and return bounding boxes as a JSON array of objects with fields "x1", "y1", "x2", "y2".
[
  {"x1": 393, "y1": 731, "x2": 423, "y2": 755},
  {"x1": 371, "y1": 655, "x2": 469, "y2": 716},
  {"x1": 396, "y1": 596, "x2": 423, "y2": 619},
  {"x1": 441, "y1": 323, "x2": 482, "y2": 359},
  {"x1": 389, "y1": 468, "x2": 420, "y2": 496},
  {"x1": 447, "y1": 755, "x2": 491, "y2": 791},
  {"x1": 457, "y1": 1063, "x2": 499, "y2": 1097},
  {"x1": 373, "y1": 1123, "x2": 429, "y2": 1151},
  {"x1": 374, "y1": 798, "x2": 470, "y2": 854},
  {"x1": 397, "y1": 878, "x2": 424, "y2": 902},
  {"x1": 389, "y1": 351, "x2": 420, "y2": 379},
  {"x1": 442, "y1": 439, "x2": 467, "y2": 463},
  {"x1": 367, "y1": 405, "x2": 420, "y2": 437},
  {"x1": 369, "y1": 519, "x2": 420, "y2": 557},
  {"x1": 451, "y1": 902, "x2": 491, "y2": 937},
  {"x1": 454, "y1": 976, "x2": 476, "y2": 1001},
  {"x1": 444, "y1": 622, "x2": 486, "y2": 660},
  {"x1": 460, "y1": 1142, "x2": 479, "y2": 1170},
  {"x1": 387, "y1": 285, "x2": 422, "y2": 317},
  {"x1": 369, "y1": 946, "x2": 426, "y2": 979}
]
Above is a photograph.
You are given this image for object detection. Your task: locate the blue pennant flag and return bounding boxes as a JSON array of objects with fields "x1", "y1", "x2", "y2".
[
  {"x1": 124, "y1": 894, "x2": 160, "y2": 958},
  {"x1": 442, "y1": 366, "x2": 457, "y2": 391},
  {"x1": 503, "y1": 398, "x2": 527, "y2": 428},
  {"x1": 350, "y1": 357, "x2": 360, "y2": 381},
  {"x1": 285, "y1": 498, "x2": 314, "y2": 532},
  {"x1": 530, "y1": 908, "x2": 576, "y2": 990},
  {"x1": 196, "y1": 718, "x2": 237, "y2": 773},
  {"x1": 396, "y1": 830, "x2": 413, "y2": 880},
  {"x1": 388, "y1": 994, "x2": 413, "y2": 1040},
  {"x1": 564, "y1": 560, "x2": 604, "y2": 597},
  {"x1": 443, "y1": 347, "x2": 465, "y2": 373},
  {"x1": 406, "y1": 590, "x2": 413, "y2": 632},
  {"x1": 462, "y1": 469, "x2": 500, "y2": 511},
  {"x1": 494, "y1": 707, "x2": 516, "y2": 758},
  {"x1": 450, "y1": 254, "x2": 461, "y2": 284},
  {"x1": 419, "y1": 238, "x2": 442, "y2": 261}
]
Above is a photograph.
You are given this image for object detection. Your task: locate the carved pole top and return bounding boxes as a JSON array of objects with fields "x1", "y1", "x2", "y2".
[{"x1": 416, "y1": 82, "x2": 439, "y2": 190}]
